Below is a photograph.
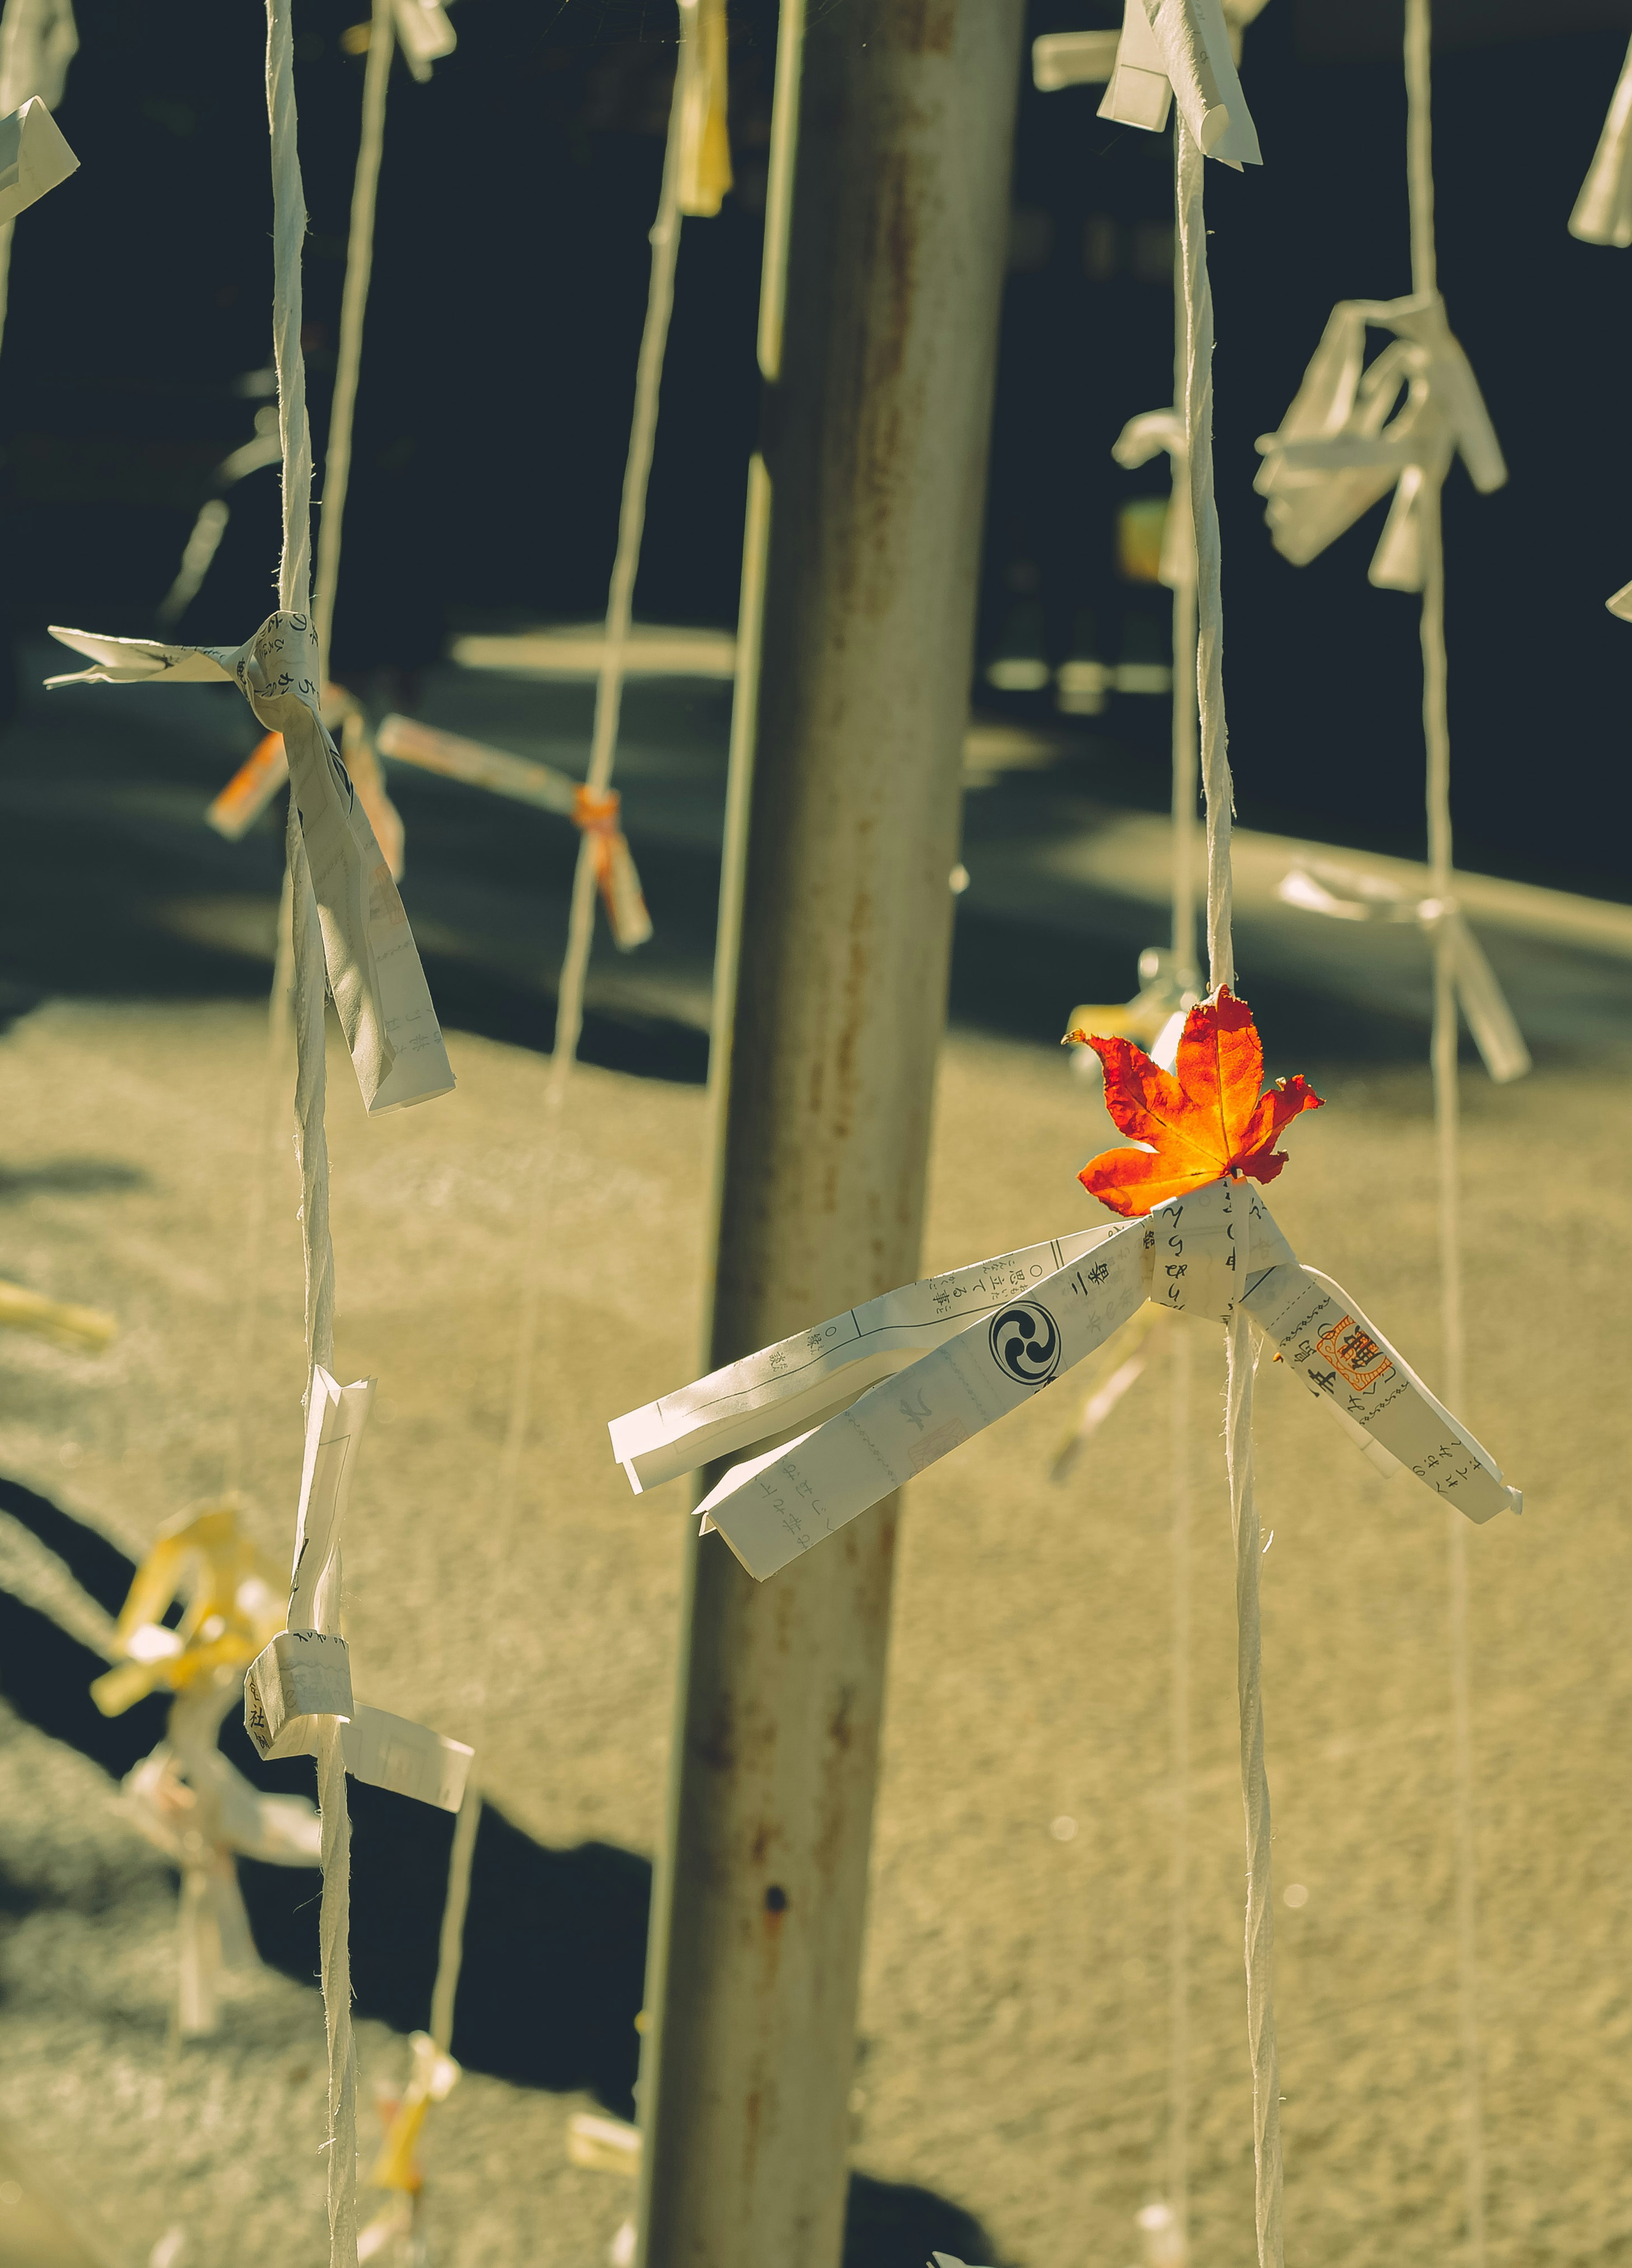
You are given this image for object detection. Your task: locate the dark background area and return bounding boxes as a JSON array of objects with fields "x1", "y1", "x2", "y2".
[{"x1": 0, "y1": 0, "x2": 1628, "y2": 894}]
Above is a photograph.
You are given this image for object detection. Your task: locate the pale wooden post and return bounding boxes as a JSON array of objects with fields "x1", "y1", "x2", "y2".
[{"x1": 634, "y1": 2, "x2": 1026, "y2": 2262}]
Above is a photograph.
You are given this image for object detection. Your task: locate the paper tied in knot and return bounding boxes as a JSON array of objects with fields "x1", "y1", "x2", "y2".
[
  {"x1": 1093, "y1": 0, "x2": 1260, "y2": 166},
  {"x1": 1254, "y1": 292, "x2": 1506, "y2": 591},
  {"x1": 1277, "y1": 860, "x2": 1530, "y2": 1085},
  {"x1": 572, "y1": 782, "x2": 654, "y2": 951},
  {"x1": 91, "y1": 1501, "x2": 286, "y2": 1719},
  {"x1": 243, "y1": 1364, "x2": 371, "y2": 1760},
  {"x1": 244, "y1": 1364, "x2": 475, "y2": 1805},
  {"x1": 1140, "y1": 1176, "x2": 1295, "y2": 1323},
  {"x1": 609, "y1": 1175, "x2": 1519, "y2": 1581},
  {"x1": 45, "y1": 614, "x2": 453, "y2": 1113}
]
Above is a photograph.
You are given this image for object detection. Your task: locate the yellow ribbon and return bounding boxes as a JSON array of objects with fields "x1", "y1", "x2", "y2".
[
  {"x1": 91, "y1": 1502, "x2": 285, "y2": 1718},
  {"x1": 369, "y1": 2032, "x2": 461, "y2": 2195}
]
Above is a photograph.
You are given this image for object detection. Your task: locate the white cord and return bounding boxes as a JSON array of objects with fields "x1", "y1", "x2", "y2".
[
  {"x1": 312, "y1": 0, "x2": 394, "y2": 684},
  {"x1": 266, "y1": 4, "x2": 355, "y2": 2257},
  {"x1": 1176, "y1": 113, "x2": 1284, "y2": 2268},
  {"x1": 1404, "y1": 8, "x2": 1486, "y2": 2263},
  {"x1": 423, "y1": 30, "x2": 694, "y2": 2058},
  {"x1": 1167, "y1": 1320, "x2": 1192, "y2": 2245},
  {"x1": 267, "y1": 0, "x2": 312, "y2": 620}
]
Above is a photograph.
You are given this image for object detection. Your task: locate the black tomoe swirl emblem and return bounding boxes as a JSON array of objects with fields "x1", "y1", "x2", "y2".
[{"x1": 988, "y1": 1300, "x2": 1062, "y2": 1386}]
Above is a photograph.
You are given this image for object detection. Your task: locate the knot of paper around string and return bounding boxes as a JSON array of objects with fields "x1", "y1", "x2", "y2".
[
  {"x1": 45, "y1": 610, "x2": 454, "y2": 1116},
  {"x1": 1276, "y1": 860, "x2": 1530, "y2": 1085},
  {"x1": 1254, "y1": 292, "x2": 1506, "y2": 590},
  {"x1": 608, "y1": 991, "x2": 1520, "y2": 1582},
  {"x1": 572, "y1": 781, "x2": 654, "y2": 950}
]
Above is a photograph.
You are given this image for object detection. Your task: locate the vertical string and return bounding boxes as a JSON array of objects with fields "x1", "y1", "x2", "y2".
[
  {"x1": 1178, "y1": 140, "x2": 1234, "y2": 994},
  {"x1": 1167, "y1": 1320, "x2": 1192, "y2": 2246},
  {"x1": 220, "y1": 866, "x2": 295, "y2": 1501},
  {"x1": 312, "y1": 0, "x2": 394, "y2": 686},
  {"x1": 1404, "y1": 8, "x2": 1486, "y2": 2265},
  {"x1": 422, "y1": 33, "x2": 693, "y2": 2061},
  {"x1": 1170, "y1": 565, "x2": 1199, "y2": 989},
  {"x1": 1164, "y1": 133, "x2": 1198, "y2": 2251},
  {"x1": 1176, "y1": 114, "x2": 1284, "y2": 2268},
  {"x1": 267, "y1": 0, "x2": 312, "y2": 619},
  {"x1": 266, "y1": 5, "x2": 354, "y2": 2260}
]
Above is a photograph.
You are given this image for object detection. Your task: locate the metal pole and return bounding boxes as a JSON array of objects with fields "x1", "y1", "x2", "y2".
[{"x1": 634, "y1": 3, "x2": 1024, "y2": 2263}]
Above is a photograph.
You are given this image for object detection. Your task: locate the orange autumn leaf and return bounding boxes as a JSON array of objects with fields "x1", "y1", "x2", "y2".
[{"x1": 1071, "y1": 987, "x2": 1323, "y2": 1219}]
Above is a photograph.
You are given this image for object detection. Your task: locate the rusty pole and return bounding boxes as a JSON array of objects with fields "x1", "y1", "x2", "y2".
[{"x1": 633, "y1": 2, "x2": 1025, "y2": 2263}]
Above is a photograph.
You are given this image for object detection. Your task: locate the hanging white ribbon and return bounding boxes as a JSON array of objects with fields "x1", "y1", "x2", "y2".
[
  {"x1": 1277, "y1": 858, "x2": 1530, "y2": 1084},
  {"x1": 1254, "y1": 292, "x2": 1505, "y2": 591}
]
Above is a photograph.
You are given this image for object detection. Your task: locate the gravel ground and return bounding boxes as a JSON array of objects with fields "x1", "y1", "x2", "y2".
[{"x1": 0, "y1": 995, "x2": 1628, "y2": 2268}]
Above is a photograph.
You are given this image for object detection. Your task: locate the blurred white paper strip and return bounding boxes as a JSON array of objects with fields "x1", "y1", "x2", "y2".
[
  {"x1": 377, "y1": 714, "x2": 653, "y2": 949},
  {"x1": 0, "y1": 96, "x2": 75, "y2": 223},
  {"x1": 1099, "y1": 0, "x2": 1260, "y2": 167},
  {"x1": 1033, "y1": 27, "x2": 1121, "y2": 89},
  {"x1": 0, "y1": 0, "x2": 78, "y2": 114},
  {"x1": 377, "y1": 712, "x2": 580, "y2": 814},
  {"x1": 610, "y1": 1224, "x2": 1128, "y2": 1495},
  {"x1": 1570, "y1": 33, "x2": 1632, "y2": 247},
  {"x1": 390, "y1": 0, "x2": 455, "y2": 81},
  {"x1": 45, "y1": 613, "x2": 454, "y2": 1113},
  {"x1": 319, "y1": 1704, "x2": 473, "y2": 1812},
  {"x1": 0, "y1": 1276, "x2": 115, "y2": 1350},
  {"x1": 1113, "y1": 408, "x2": 1193, "y2": 588},
  {"x1": 621, "y1": 1179, "x2": 1519, "y2": 1581},
  {"x1": 207, "y1": 727, "x2": 289, "y2": 838},
  {"x1": 1277, "y1": 860, "x2": 1530, "y2": 1084},
  {"x1": 1254, "y1": 294, "x2": 1505, "y2": 591},
  {"x1": 675, "y1": 0, "x2": 732, "y2": 217}
]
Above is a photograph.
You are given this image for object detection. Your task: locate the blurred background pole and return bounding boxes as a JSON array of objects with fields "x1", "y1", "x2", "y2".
[{"x1": 633, "y1": 1, "x2": 1025, "y2": 2263}]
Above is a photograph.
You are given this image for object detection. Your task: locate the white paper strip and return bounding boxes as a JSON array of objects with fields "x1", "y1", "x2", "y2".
[
  {"x1": 1098, "y1": 0, "x2": 1173, "y2": 132},
  {"x1": 609, "y1": 1223, "x2": 1128, "y2": 1494},
  {"x1": 0, "y1": 96, "x2": 76, "y2": 223},
  {"x1": 696, "y1": 1226, "x2": 1148, "y2": 1578},
  {"x1": 45, "y1": 613, "x2": 455, "y2": 1115},
  {"x1": 1033, "y1": 28, "x2": 1121, "y2": 89},
  {"x1": 321, "y1": 1704, "x2": 473, "y2": 1812},
  {"x1": 1241, "y1": 1263, "x2": 1519, "y2": 1524},
  {"x1": 375, "y1": 712, "x2": 581, "y2": 816},
  {"x1": 620, "y1": 1180, "x2": 1520, "y2": 1581}
]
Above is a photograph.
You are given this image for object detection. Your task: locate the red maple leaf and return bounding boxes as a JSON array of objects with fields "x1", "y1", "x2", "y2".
[{"x1": 1070, "y1": 987, "x2": 1323, "y2": 1219}]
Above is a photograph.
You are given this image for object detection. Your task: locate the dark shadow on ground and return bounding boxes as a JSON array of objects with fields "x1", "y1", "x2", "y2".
[{"x1": 0, "y1": 1480, "x2": 1000, "y2": 2267}]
